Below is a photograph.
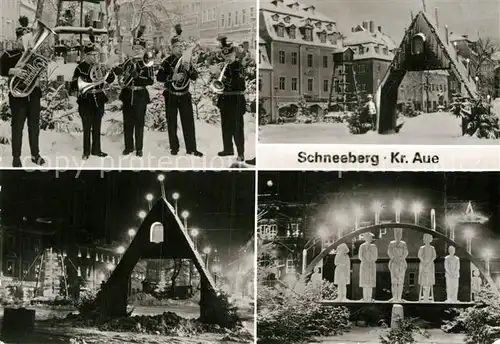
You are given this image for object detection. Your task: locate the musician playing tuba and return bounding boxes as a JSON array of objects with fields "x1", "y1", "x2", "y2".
[
  {"x1": 156, "y1": 24, "x2": 203, "y2": 157},
  {"x1": 114, "y1": 25, "x2": 154, "y2": 157},
  {"x1": 0, "y1": 16, "x2": 46, "y2": 167},
  {"x1": 71, "y1": 30, "x2": 116, "y2": 160},
  {"x1": 214, "y1": 36, "x2": 247, "y2": 162}
]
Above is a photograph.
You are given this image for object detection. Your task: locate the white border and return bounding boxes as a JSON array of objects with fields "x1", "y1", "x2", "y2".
[{"x1": 257, "y1": 144, "x2": 500, "y2": 170}]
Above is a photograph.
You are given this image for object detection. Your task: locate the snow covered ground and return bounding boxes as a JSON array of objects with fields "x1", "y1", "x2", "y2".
[
  {"x1": 0, "y1": 115, "x2": 256, "y2": 169},
  {"x1": 260, "y1": 112, "x2": 499, "y2": 145}
]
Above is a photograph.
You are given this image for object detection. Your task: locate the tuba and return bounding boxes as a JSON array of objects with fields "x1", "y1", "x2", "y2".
[
  {"x1": 118, "y1": 51, "x2": 155, "y2": 88},
  {"x1": 77, "y1": 62, "x2": 112, "y2": 95},
  {"x1": 9, "y1": 20, "x2": 56, "y2": 98},
  {"x1": 210, "y1": 62, "x2": 229, "y2": 95},
  {"x1": 172, "y1": 43, "x2": 199, "y2": 91}
]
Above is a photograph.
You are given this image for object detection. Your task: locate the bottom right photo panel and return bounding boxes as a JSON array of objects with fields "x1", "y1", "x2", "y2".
[{"x1": 256, "y1": 171, "x2": 500, "y2": 344}]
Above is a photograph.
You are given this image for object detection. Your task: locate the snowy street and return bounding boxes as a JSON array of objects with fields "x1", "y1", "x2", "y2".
[{"x1": 259, "y1": 112, "x2": 499, "y2": 145}]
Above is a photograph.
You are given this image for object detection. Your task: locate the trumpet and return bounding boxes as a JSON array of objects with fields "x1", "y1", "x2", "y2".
[
  {"x1": 78, "y1": 63, "x2": 112, "y2": 95},
  {"x1": 210, "y1": 62, "x2": 229, "y2": 95},
  {"x1": 172, "y1": 43, "x2": 200, "y2": 91},
  {"x1": 118, "y1": 51, "x2": 155, "y2": 88}
]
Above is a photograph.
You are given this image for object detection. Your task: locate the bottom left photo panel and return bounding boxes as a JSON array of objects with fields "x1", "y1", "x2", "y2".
[{"x1": 0, "y1": 170, "x2": 255, "y2": 344}]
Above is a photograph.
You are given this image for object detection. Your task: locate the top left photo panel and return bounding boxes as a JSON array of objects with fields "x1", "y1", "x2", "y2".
[{"x1": 0, "y1": 0, "x2": 257, "y2": 169}]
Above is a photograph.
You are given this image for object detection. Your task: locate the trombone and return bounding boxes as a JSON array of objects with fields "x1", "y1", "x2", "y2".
[{"x1": 117, "y1": 51, "x2": 155, "y2": 88}]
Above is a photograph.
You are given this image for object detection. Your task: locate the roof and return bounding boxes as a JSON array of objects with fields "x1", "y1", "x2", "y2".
[
  {"x1": 343, "y1": 26, "x2": 397, "y2": 61},
  {"x1": 260, "y1": 0, "x2": 342, "y2": 49}
]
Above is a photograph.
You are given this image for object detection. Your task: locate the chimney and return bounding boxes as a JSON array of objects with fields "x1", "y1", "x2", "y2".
[
  {"x1": 445, "y1": 25, "x2": 449, "y2": 45},
  {"x1": 362, "y1": 21, "x2": 368, "y2": 30},
  {"x1": 378, "y1": 25, "x2": 382, "y2": 33},
  {"x1": 369, "y1": 21, "x2": 375, "y2": 33},
  {"x1": 435, "y1": 7, "x2": 439, "y2": 28}
]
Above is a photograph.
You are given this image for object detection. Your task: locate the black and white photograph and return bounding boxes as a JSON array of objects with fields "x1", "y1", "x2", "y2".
[
  {"x1": 0, "y1": 170, "x2": 255, "y2": 343},
  {"x1": 257, "y1": 171, "x2": 500, "y2": 344},
  {"x1": 0, "y1": 0, "x2": 257, "y2": 169},
  {"x1": 258, "y1": 0, "x2": 500, "y2": 145}
]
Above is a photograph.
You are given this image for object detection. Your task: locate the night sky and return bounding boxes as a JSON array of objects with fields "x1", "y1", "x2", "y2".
[
  {"x1": 0, "y1": 171, "x2": 255, "y2": 264},
  {"x1": 259, "y1": 171, "x2": 500, "y2": 237}
]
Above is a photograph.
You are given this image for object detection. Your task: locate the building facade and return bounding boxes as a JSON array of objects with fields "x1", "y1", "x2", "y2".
[
  {"x1": 259, "y1": 0, "x2": 342, "y2": 122},
  {"x1": 398, "y1": 71, "x2": 450, "y2": 112},
  {"x1": 0, "y1": 0, "x2": 36, "y2": 44},
  {"x1": 343, "y1": 21, "x2": 395, "y2": 102}
]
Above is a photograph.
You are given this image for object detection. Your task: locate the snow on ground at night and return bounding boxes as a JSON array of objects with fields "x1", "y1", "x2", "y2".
[
  {"x1": 259, "y1": 111, "x2": 500, "y2": 145},
  {"x1": 0, "y1": 115, "x2": 256, "y2": 169}
]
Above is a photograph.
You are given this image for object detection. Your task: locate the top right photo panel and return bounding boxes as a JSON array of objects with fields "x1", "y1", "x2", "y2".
[{"x1": 258, "y1": 0, "x2": 500, "y2": 145}]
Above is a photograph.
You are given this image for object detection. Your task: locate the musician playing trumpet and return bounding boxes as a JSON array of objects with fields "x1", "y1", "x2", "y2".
[
  {"x1": 215, "y1": 37, "x2": 247, "y2": 162},
  {"x1": 0, "y1": 16, "x2": 46, "y2": 167},
  {"x1": 114, "y1": 25, "x2": 154, "y2": 157},
  {"x1": 156, "y1": 27, "x2": 203, "y2": 157},
  {"x1": 71, "y1": 31, "x2": 115, "y2": 160}
]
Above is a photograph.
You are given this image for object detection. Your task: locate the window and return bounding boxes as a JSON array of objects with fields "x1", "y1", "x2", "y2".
[
  {"x1": 289, "y1": 27, "x2": 296, "y2": 39},
  {"x1": 277, "y1": 25, "x2": 284, "y2": 37},
  {"x1": 212, "y1": 7, "x2": 216, "y2": 20},
  {"x1": 359, "y1": 83, "x2": 367, "y2": 91},
  {"x1": 6, "y1": 260, "x2": 14, "y2": 276},
  {"x1": 291, "y1": 52, "x2": 298, "y2": 65},
  {"x1": 375, "y1": 46, "x2": 380, "y2": 54},
  {"x1": 323, "y1": 79, "x2": 329, "y2": 92},
  {"x1": 278, "y1": 50, "x2": 285, "y2": 64},
  {"x1": 242, "y1": 9, "x2": 247, "y2": 24},
  {"x1": 279, "y1": 77, "x2": 286, "y2": 90},
  {"x1": 307, "y1": 78, "x2": 313, "y2": 92},
  {"x1": 377, "y1": 64, "x2": 381, "y2": 72},
  {"x1": 235, "y1": 11, "x2": 239, "y2": 25},
  {"x1": 319, "y1": 33, "x2": 326, "y2": 43},
  {"x1": 258, "y1": 224, "x2": 278, "y2": 240},
  {"x1": 359, "y1": 46, "x2": 365, "y2": 54},
  {"x1": 290, "y1": 223, "x2": 300, "y2": 236},
  {"x1": 250, "y1": 6, "x2": 255, "y2": 18},
  {"x1": 383, "y1": 47, "x2": 388, "y2": 55},
  {"x1": 228, "y1": 12, "x2": 232, "y2": 27},
  {"x1": 358, "y1": 64, "x2": 366, "y2": 73},
  {"x1": 291, "y1": 77, "x2": 298, "y2": 91},
  {"x1": 307, "y1": 54, "x2": 313, "y2": 67},
  {"x1": 202, "y1": 10, "x2": 207, "y2": 23},
  {"x1": 258, "y1": 78, "x2": 262, "y2": 91},
  {"x1": 379, "y1": 228, "x2": 387, "y2": 238},
  {"x1": 322, "y1": 55, "x2": 328, "y2": 68},
  {"x1": 220, "y1": 13, "x2": 225, "y2": 28},
  {"x1": 304, "y1": 28, "x2": 313, "y2": 41}
]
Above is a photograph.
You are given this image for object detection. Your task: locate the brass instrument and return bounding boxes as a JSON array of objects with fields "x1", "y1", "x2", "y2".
[
  {"x1": 77, "y1": 62, "x2": 112, "y2": 95},
  {"x1": 9, "y1": 20, "x2": 56, "y2": 98},
  {"x1": 172, "y1": 43, "x2": 200, "y2": 91},
  {"x1": 117, "y1": 51, "x2": 155, "y2": 88},
  {"x1": 210, "y1": 62, "x2": 229, "y2": 95}
]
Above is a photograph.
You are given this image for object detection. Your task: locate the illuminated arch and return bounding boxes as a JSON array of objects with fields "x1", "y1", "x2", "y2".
[{"x1": 298, "y1": 222, "x2": 499, "y2": 295}]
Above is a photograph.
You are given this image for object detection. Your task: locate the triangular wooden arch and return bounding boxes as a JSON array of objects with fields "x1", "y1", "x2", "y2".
[
  {"x1": 98, "y1": 197, "x2": 218, "y2": 318},
  {"x1": 375, "y1": 11, "x2": 478, "y2": 134}
]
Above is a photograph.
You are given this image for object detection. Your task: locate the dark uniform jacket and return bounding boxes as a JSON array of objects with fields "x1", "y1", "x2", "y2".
[
  {"x1": 156, "y1": 55, "x2": 198, "y2": 95},
  {"x1": 115, "y1": 60, "x2": 154, "y2": 104},
  {"x1": 217, "y1": 60, "x2": 246, "y2": 111},
  {"x1": 71, "y1": 61, "x2": 116, "y2": 104},
  {"x1": 0, "y1": 48, "x2": 42, "y2": 98}
]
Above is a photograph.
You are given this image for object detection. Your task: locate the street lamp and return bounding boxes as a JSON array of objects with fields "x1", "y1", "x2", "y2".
[
  {"x1": 116, "y1": 246, "x2": 125, "y2": 255},
  {"x1": 181, "y1": 210, "x2": 190, "y2": 231},
  {"x1": 267, "y1": 180, "x2": 273, "y2": 187},
  {"x1": 411, "y1": 201, "x2": 423, "y2": 225},
  {"x1": 138, "y1": 210, "x2": 147, "y2": 219},
  {"x1": 203, "y1": 246, "x2": 212, "y2": 269},
  {"x1": 146, "y1": 193, "x2": 154, "y2": 210},
  {"x1": 393, "y1": 199, "x2": 403, "y2": 223},
  {"x1": 372, "y1": 201, "x2": 383, "y2": 225},
  {"x1": 172, "y1": 192, "x2": 180, "y2": 215},
  {"x1": 157, "y1": 174, "x2": 166, "y2": 199},
  {"x1": 190, "y1": 228, "x2": 199, "y2": 250},
  {"x1": 128, "y1": 228, "x2": 136, "y2": 243},
  {"x1": 484, "y1": 248, "x2": 493, "y2": 276}
]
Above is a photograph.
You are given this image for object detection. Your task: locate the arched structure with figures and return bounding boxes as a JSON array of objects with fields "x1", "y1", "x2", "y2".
[{"x1": 297, "y1": 222, "x2": 499, "y2": 297}]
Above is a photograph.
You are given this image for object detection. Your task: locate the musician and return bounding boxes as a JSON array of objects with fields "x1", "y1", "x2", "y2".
[
  {"x1": 216, "y1": 41, "x2": 247, "y2": 162},
  {"x1": 156, "y1": 32, "x2": 203, "y2": 157},
  {"x1": 115, "y1": 25, "x2": 154, "y2": 157},
  {"x1": 70, "y1": 32, "x2": 115, "y2": 160},
  {"x1": 0, "y1": 16, "x2": 45, "y2": 167}
]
